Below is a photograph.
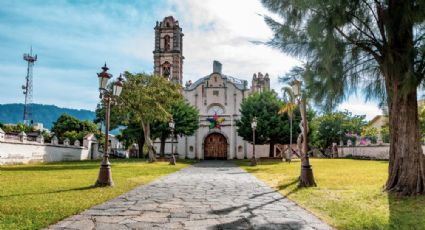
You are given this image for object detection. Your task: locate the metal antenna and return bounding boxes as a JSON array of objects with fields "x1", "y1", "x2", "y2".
[{"x1": 22, "y1": 46, "x2": 37, "y2": 124}]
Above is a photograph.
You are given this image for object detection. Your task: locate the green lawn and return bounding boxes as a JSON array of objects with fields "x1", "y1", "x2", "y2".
[
  {"x1": 0, "y1": 159, "x2": 191, "y2": 230},
  {"x1": 236, "y1": 159, "x2": 425, "y2": 230}
]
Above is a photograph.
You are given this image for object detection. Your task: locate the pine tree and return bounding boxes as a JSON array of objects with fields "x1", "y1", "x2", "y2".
[{"x1": 262, "y1": 0, "x2": 425, "y2": 195}]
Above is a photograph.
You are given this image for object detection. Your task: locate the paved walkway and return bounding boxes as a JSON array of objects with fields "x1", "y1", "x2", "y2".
[{"x1": 47, "y1": 161, "x2": 332, "y2": 230}]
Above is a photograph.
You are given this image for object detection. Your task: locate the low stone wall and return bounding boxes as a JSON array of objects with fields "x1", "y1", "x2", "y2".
[
  {"x1": 339, "y1": 144, "x2": 425, "y2": 160},
  {"x1": 0, "y1": 134, "x2": 99, "y2": 165}
]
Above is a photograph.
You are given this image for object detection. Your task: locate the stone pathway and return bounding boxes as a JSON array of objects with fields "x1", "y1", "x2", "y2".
[{"x1": 47, "y1": 161, "x2": 332, "y2": 230}]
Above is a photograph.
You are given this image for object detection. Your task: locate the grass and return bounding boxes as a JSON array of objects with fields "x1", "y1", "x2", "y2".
[
  {"x1": 236, "y1": 159, "x2": 425, "y2": 230},
  {"x1": 0, "y1": 159, "x2": 192, "y2": 230}
]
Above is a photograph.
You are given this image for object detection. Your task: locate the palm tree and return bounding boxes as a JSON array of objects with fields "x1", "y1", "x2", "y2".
[{"x1": 279, "y1": 86, "x2": 296, "y2": 162}]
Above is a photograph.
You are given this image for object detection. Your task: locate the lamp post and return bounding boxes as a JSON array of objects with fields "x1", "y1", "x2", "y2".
[
  {"x1": 95, "y1": 63, "x2": 124, "y2": 187},
  {"x1": 169, "y1": 118, "x2": 176, "y2": 165},
  {"x1": 250, "y1": 116, "x2": 257, "y2": 166},
  {"x1": 292, "y1": 80, "x2": 316, "y2": 187}
]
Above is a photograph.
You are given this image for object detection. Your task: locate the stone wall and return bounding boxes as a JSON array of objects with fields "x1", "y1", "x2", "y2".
[
  {"x1": 0, "y1": 133, "x2": 99, "y2": 165},
  {"x1": 338, "y1": 144, "x2": 425, "y2": 160}
]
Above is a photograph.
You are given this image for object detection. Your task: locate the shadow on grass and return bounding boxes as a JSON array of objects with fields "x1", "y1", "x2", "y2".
[
  {"x1": 388, "y1": 193, "x2": 425, "y2": 229},
  {"x1": 0, "y1": 185, "x2": 96, "y2": 198},
  {"x1": 0, "y1": 164, "x2": 99, "y2": 171},
  {"x1": 0, "y1": 158, "x2": 158, "y2": 172}
]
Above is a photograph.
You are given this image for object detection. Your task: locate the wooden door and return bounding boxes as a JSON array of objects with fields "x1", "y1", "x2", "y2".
[{"x1": 204, "y1": 133, "x2": 227, "y2": 159}]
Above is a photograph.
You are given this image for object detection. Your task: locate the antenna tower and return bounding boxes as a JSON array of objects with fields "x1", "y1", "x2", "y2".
[{"x1": 22, "y1": 47, "x2": 37, "y2": 124}]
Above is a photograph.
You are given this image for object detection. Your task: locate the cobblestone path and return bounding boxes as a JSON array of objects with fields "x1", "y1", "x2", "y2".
[{"x1": 47, "y1": 161, "x2": 332, "y2": 230}]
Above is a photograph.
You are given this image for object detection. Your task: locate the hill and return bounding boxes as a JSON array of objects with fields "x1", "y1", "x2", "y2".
[{"x1": 0, "y1": 103, "x2": 96, "y2": 129}]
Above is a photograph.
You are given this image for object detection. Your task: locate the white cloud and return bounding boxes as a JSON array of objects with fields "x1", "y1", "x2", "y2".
[
  {"x1": 163, "y1": 0, "x2": 299, "y2": 86},
  {"x1": 0, "y1": 0, "x2": 382, "y2": 119},
  {"x1": 338, "y1": 94, "x2": 382, "y2": 120}
]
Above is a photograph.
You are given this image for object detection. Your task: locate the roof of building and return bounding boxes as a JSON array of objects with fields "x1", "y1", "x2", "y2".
[
  {"x1": 368, "y1": 115, "x2": 388, "y2": 126},
  {"x1": 185, "y1": 73, "x2": 248, "y2": 91}
]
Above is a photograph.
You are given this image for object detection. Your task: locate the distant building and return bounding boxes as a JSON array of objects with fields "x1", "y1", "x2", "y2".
[{"x1": 368, "y1": 115, "x2": 388, "y2": 142}]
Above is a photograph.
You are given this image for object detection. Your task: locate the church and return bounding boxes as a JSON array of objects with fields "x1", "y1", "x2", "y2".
[{"x1": 153, "y1": 16, "x2": 270, "y2": 160}]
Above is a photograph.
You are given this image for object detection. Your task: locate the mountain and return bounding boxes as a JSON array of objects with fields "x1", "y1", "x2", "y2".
[{"x1": 0, "y1": 103, "x2": 96, "y2": 129}]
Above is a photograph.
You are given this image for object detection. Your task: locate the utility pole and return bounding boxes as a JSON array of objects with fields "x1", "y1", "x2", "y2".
[{"x1": 22, "y1": 47, "x2": 37, "y2": 124}]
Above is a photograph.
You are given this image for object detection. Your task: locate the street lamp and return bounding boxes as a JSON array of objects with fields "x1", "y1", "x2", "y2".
[
  {"x1": 250, "y1": 116, "x2": 257, "y2": 166},
  {"x1": 292, "y1": 80, "x2": 316, "y2": 187},
  {"x1": 95, "y1": 63, "x2": 124, "y2": 187},
  {"x1": 169, "y1": 118, "x2": 176, "y2": 165}
]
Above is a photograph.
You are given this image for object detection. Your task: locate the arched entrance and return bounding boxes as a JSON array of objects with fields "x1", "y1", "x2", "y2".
[{"x1": 204, "y1": 133, "x2": 228, "y2": 159}]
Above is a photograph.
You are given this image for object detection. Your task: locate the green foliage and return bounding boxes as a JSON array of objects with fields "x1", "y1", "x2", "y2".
[
  {"x1": 117, "y1": 72, "x2": 182, "y2": 161},
  {"x1": 118, "y1": 72, "x2": 183, "y2": 124},
  {"x1": 311, "y1": 111, "x2": 366, "y2": 150},
  {"x1": 361, "y1": 127, "x2": 379, "y2": 143},
  {"x1": 0, "y1": 123, "x2": 35, "y2": 133},
  {"x1": 0, "y1": 103, "x2": 95, "y2": 129},
  {"x1": 118, "y1": 121, "x2": 144, "y2": 149},
  {"x1": 151, "y1": 99, "x2": 199, "y2": 140},
  {"x1": 419, "y1": 106, "x2": 425, "y2": 142},
  {"x1": 51, "y1": 113, "x2": 98, "y2": 142},
  {"x1": 236, "y1": 91, "x2": 300, "y2": 145},
  {"x1": 381, "y1": 126, "x2": 390, "y2": 143},
  {"x1": 262, "y1": 1, "x2": 425, "y2": 110}
]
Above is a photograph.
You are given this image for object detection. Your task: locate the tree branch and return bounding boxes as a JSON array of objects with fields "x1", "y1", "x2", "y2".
[{"x1": 335, "y1": 27, "x2": 382, "y2": 62}]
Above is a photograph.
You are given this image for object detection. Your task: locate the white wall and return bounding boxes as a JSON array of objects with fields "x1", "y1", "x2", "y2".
[
  {"x1": 0, "y1": 141, "x2": 99, "y2": 165},
  {"x1": 339, "y1": 144, "x2": 425, "y2": 160}
]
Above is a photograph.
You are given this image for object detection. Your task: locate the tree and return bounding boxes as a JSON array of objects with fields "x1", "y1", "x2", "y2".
[
  {"x1": 279, "y1": 86, "x2": 297, "y2": 162},
  {"x1": 0, "y1": 123, "x2": 34, "y2": 133},
  {"x1": 236, "y1": 91, "x2": 299, "y2": 157},
  {"x1": 51, "y1": 113, "x2": 98, "y2": 143},
  {"x1": 311, "y1": 111, "x2": 367, "y2": 151},
  {"x1": 262, "y1": 0, "x2": 425, "y2": 195},
  {"x1": 117, "y1": 72, "x2": 182, "y2": 162},
  {"x1": 361, "y1": 127, "x2": 379, "y2": 143},
  {"x1": 118, "y1": 121, "x2": 145, "y2": 158},
  {"x1": 151, "y1": 99, "x2": 199, "y2": 156}
]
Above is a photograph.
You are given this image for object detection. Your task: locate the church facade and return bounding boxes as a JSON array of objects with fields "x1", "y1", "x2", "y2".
[{"x1": 153, "y1": 16, "x2": 270, "y2": 159}]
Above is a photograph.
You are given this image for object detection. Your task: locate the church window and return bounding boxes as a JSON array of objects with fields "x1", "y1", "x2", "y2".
[
  {"x1": 213, "y1": 90, "x2": 219, "y2": 96},
  {"x1": 162, "y1": 61, "x2": 171, "y2": 79},
  {"x1": 189, "y1": 146, "x2": 194, "y2": 152},
  {"x1": 164, "y1": 35, "x2": 171, "y2": 51},
  {"x1": 214, "y1": 76, "x2": 217, "y2": 82},
  {"x1": 238, "y1": 146, "x2": 243, "y2": 152}
]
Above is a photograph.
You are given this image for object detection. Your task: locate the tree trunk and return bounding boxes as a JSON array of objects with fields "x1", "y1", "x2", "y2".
[
  {"x1": 137, "y1": 137, "x2": 145, "y2": 158},
  {"x1": 269, "y1": 141, "x2": 275, "y2": 157},
  {"x1": 298, "y1": 97, "x2": 316, "y2": 187},
  {"x1": 384, "y1": 1, "x2": 425, "y2": 195},
  {"x1": 159, "y1": 136, "x2": 166, "y2": 157},
  {"x1": 385, "y1": 87, "x2": 425, "y2": 195},
  {"x1": 141, "y1": 120, "x2": 156, "y2": 163},
  {"x1": 287, "y1": 117, "x2": 293, "y2": 162}
]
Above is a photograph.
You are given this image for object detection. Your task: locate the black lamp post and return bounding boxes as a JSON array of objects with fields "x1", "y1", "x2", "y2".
[
  {"x1": 169, "y1": 118, "x2": 176, "y2": 165},
  {"x1": 95, "y1": 63, "x2": 124, "y2": 187},
  {"x1": 250, "y1": 116, "x2": 257, "y2": 166},
  {"x1": 292, "y1": 80, "x2": 316, "y2": 187}
]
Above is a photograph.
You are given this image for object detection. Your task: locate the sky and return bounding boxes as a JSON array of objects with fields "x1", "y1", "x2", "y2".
[{"x1": 0, "y1": 0, "x2": 382, "y2": 120}]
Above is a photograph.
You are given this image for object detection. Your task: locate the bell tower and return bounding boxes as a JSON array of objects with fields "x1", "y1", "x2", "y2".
[{"x1": 153, "y1": 16, "x2": 184, "y2": 84}]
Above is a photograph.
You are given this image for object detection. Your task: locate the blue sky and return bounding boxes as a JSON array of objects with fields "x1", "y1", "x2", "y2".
[{"x1": 0, "y1": 0, "x2": 381, "y2": 119}]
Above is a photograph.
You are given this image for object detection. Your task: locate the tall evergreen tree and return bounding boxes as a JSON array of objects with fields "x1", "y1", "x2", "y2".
[{"x1": 262, "y1": 0, "x2": 425, "y2": 195}]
